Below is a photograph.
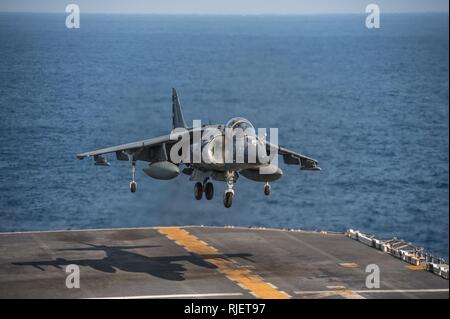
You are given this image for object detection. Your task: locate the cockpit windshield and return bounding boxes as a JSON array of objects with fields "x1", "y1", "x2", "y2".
[{"x1": 225, "y1": 117, "x2": 256, "y2": 137}]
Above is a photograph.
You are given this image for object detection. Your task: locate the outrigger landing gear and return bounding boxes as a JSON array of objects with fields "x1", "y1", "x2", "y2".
[
  {"x1": 129, "y1": 160, "x2": 137, "y2": 193},
  {"x1": 264, "y1": 182, "x2": 271, "y2": 196},
  {"x1": 223, "y1": 171, "x2": 235, "y2": 208}
]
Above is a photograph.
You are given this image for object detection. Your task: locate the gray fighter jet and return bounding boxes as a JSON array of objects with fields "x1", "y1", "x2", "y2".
[{"x1": 77, "y1": 89, "x2": 320, "y2": 208}]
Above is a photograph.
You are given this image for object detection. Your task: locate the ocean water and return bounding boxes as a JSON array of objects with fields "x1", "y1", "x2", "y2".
[{"x1": 0, "y1": 13, "x2": 448, "y2": 258}]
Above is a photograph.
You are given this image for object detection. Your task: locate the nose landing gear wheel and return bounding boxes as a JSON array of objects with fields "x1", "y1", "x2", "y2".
[
  {"x1": 194, "y1": 182, "x2": 203, "y2": 200},
  {"x1": 264, "y1": 182, "x2": 271, "y2": 196},
  {"x1": 130, "y1": 181, "x2": 137, "y2": 193},
  {"x1": 205, "y1": 182, "x2": 214, "y2": 200},
  {"x1": 223, "y1": 190, "x2": 234, "y2": 208}
]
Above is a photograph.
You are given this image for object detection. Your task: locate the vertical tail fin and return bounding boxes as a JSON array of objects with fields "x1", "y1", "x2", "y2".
[{"x1": 172, "y1": 88, "x2": 187, "y2": 129}]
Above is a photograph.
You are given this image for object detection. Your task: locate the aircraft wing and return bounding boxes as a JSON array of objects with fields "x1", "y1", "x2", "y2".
[
  {"x1": 266, "y1": 142, "x2": 321, "y2": 171},
  {"x1": 77, "y1": 134, "x2": 172, "y2": 159},
  {"x1": 76, "y1": 131, "x2": 191, "y2": 164}
]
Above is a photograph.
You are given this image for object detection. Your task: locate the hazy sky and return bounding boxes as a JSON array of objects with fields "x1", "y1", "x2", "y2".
[{"x1": 0, "y1": 0, "x2": 448, "y2": 14}]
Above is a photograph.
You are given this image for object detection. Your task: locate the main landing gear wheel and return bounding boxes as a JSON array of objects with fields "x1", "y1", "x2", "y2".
[
  {"x1": 223, "y1": 190, "x2": 234, "y2": 208},
  {"x1": 194, "y1": 182, "x2": 203, "y2": 200},
  {"x1": 130, "y1": 181, "x2": 137, "y2": 193},
  {"x1": 205, "y1": 182, "x2": 214, "y2": 200},
  {"x1": 264, "y1": 182, "x2": 271, "y2": 196}
]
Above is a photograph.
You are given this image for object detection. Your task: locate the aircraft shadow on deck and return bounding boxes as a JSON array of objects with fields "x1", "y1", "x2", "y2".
[{"x1": 12, "y1": 243, "x2": 254, "y2": 281}]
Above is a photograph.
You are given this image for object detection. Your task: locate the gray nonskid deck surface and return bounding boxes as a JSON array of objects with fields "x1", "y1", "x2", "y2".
[{"x1": 0, "y1": 226, "x2": 448, "y2": 299}]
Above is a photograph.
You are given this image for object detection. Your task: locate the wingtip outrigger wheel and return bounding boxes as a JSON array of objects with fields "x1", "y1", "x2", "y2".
[
  {"x1": 130, "y1": 160, "x2": 137, "y2": 193},
  {"x1": 130, "y1": 181, "x2": 137, "y2": 193},
  {"x1": 264, "y1": 182, "x2": 271, "y2": 196}
]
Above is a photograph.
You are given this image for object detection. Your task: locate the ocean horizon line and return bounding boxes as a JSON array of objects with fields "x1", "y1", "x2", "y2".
[{"x1": 0, "y1": 11, "x2": 448, "y2": 16}]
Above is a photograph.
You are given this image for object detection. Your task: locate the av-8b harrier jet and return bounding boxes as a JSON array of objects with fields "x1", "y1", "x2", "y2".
[{"x1": 77, "y1": 89, "x2": 320, "y2": 208}]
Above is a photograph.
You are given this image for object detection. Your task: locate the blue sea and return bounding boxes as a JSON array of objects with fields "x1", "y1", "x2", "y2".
[{"x1": 0, "y1": 13, "x2": 448, "y2": 258}]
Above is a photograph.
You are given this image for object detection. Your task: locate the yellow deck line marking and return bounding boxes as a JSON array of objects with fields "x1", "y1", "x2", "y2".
[
  {"x1": 406, "y1": 265, "x2": 427, "y2": 270},
  {"x1": 159, "y1": 227, "x2": 289, "y2": 299},
  {"x1": 339, "y1": 263, "x2": 359, "y2": 268},
  {"x1": 335, "y1": 290, "x2": 366, "y2": 299},
  {"x1": 335, "y1": 289, "x2": 354, "y2": 294},
  {"x1": 327, "y1": 285, "x2": 346, "y2": 289}
]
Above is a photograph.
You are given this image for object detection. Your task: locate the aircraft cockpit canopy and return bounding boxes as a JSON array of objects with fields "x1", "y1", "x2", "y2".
[{"x1": 225, "y1": 117, "x2": 256, "y2": 137}]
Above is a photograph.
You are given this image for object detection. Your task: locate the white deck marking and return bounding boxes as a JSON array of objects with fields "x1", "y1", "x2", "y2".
[
  {"x1": 90, "y1": 292, "x2": 244, "y2": 299},
  {"x1": 295, "y1": 288, "x2": 449, "y2": 295}
]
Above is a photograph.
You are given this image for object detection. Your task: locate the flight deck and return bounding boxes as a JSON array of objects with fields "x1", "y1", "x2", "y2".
[{"x1": 0, "y1": 226, "x2": 448, "y2": 299}]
